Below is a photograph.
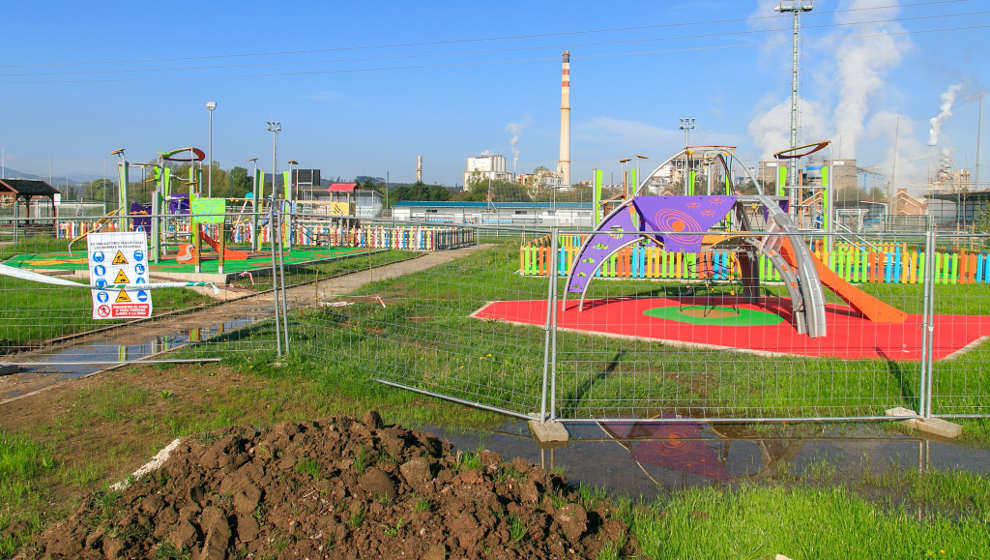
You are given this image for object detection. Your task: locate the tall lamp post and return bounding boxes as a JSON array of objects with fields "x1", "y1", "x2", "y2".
[
  {"x1": 635, "y1": 154, "x2": 649, "y2": 195},
  {"x1": 679, "y1": 118, "x2": 695, "y2": 146},
  {"x1": 206, "y1": 101, "x2": 217, "y2": 197},
  {"x1": 619, "y1": 158, "x2": 632, "y2": 199}
]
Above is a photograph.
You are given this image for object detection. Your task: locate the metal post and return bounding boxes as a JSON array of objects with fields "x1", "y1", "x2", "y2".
[
  {"x1": 206, "y1": 101, "x2": 217, "y2": 197},
  {"x1": 923, "y1": 229, "x2": 938, "y2": 417},
  {"x1": 548, "y1": 228, "x2": 560, "y2": 421},
  {"x1": 539, "y1": 229, "x2": 558, "y2": 421},
  {"x1": 918, "y1": 229, "x2": 932, "y2": 416},
  {"x1": 269, "y1": 203, "x2": 282, "y2": 356},
  {"x1": 278, "y1": 206, "x2": 290, "y2": 352}
]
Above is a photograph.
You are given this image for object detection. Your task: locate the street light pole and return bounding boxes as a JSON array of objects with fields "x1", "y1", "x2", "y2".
[
  {"x1": 678, "y1": 118, "x2": 695, "y2": 147},
  {"x1": 619, "y1": 157, "x2": 632, "y2": 199},
  {"x1": 206, "y1": 101, "x2": 217, "y2": 197},
  {"x1": 635, "y1": 154, "x2": 648, "y2": 195}
]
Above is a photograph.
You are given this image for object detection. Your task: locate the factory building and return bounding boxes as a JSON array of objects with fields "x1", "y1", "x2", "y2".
[{"x1": 463, "y1": 153, "x2": 513, "y2": 187}]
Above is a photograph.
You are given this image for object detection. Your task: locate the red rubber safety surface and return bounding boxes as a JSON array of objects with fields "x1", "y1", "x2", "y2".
[{"x1": 472, "y1": 296, "x2": 990, "y2": 362}]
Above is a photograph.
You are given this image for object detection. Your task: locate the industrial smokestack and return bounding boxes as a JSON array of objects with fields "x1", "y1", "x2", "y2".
[
  {"x1": 557, "y1": 50, "x2": 571, "y2": 188},
  {"x1": 416, "y1": 155, "x2": 423, "y2": 183}
]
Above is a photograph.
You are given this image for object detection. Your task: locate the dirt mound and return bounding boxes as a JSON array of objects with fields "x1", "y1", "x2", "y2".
[{"x1": 29, "y1": 412, "x2": 637, "y2": 559}]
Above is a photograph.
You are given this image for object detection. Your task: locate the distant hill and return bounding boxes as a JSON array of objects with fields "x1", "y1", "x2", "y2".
[{"x1": 1, "y1": 168, "x2": 102, "y2": 186}]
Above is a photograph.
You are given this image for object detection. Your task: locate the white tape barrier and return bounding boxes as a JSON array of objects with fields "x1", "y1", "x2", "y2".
[{"x1": 0, "y1": 263, "x2": 219, "y2": 294}]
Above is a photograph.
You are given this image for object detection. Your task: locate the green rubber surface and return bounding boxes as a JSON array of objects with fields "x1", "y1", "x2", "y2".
[{"x1": 643, "y1": 305, "x2": 785, "y2": 326}]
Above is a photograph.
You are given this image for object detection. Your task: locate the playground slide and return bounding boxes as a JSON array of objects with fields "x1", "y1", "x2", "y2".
[
  {"x1": 780, "y1": 239, "x2": 908, "y2": 324},
  {"x1": 200, "y1": 229, "x2": 249, "y2": 260},
  {"x1": 67, "y1": 208, "x2": 121, "y2": 252}
]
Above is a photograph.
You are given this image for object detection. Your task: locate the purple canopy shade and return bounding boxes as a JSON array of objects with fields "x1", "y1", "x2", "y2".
[
  {"x1": 129, "y1": 202, "x2": 151, "y2": 233},
  {"x1": 567, "y1": 196, "x2": 737, "y2": 295}
]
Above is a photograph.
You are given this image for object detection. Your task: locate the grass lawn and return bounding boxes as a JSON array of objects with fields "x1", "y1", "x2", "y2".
[
  {"x1": 226, "y1": 249, "x2": 420, "y2": 291},
  {"x1": 1, "y1": 236, "x2": 988, "y2": 558},
  {"x1": 1, "y1": 236, "x2": 214, "y2": 353},
  {"x1": 1, "y1": 361, "x2": 988, "y2": 559},
  {"x1": 198, "y1": 240, "x2": 988, "y2": 422}
]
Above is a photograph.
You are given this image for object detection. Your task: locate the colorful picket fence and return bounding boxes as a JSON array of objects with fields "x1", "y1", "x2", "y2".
[
  {"x1": 233, "y1": 224, "x2": 473, "y2": 251},
  {"x1": 520, "y1": 237, "x2": 990, "y2": 285}
]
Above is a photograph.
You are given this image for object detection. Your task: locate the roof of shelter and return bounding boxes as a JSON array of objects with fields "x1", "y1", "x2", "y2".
[{"x1": 0, "y1": 179, "x2": 60, "y2": 197}]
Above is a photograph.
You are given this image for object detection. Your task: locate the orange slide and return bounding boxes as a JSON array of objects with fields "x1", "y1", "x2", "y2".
[
  {"x1": 176, "y1": 228, "x2": 250, "y2": 264},
  {"x1": 201, "y1": 229, "x2": 249, "y2": 260},
  {"x1": 780, "y1": 239, "x2": 907, "y2": 324}
]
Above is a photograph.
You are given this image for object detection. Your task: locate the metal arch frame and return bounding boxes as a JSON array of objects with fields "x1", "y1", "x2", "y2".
[{"x1": 562, "y1": 147, "x2": 829, "y2": 338}]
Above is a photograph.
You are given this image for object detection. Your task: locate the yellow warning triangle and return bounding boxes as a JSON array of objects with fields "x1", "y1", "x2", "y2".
[
  {"x1": 113, "y1": 269, "x2": 129, "y2": 284},
  {"x1": 112, "y1": 250, "x2": 128, "y2": 265},
  {"x1": 115, "y1": 289, "x2": 131, "y2": 303}
]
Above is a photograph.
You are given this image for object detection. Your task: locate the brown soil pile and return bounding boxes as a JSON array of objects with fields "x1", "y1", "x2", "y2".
[{"x1": 29, "y1": 412, "x2": 637, "y2": 559}]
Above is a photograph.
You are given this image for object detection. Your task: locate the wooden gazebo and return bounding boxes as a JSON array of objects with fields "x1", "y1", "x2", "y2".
[{"x1": 0, "y1": 178, "x2": 59, "y2": 234}]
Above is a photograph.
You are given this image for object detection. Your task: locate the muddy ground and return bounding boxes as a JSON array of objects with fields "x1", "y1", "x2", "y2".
[{"x1": 26, "y1": 412, "x2": 637, "y2": 559}]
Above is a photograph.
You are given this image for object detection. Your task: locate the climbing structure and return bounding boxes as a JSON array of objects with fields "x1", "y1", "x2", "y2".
[{"x1": 563, "y1": 146, "x2": 909, "y2": 339}]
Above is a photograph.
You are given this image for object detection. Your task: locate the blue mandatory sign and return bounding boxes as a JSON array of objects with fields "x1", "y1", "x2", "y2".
[
  {"x1": 92, "y1": 251, "x2": 105, "y2": 263},
  {"x1": 133, "y1": 249, "x2": 144, "y2": 262},
  {"x1": 93, "y1": 264, "x2": 106, "y2": 276},
  {"x1": 95, "y1": 278, "x2": 107, "y2": 289},
  {"x1": 136, "y1": 277, "x2": 147, "y2": 284},
  {"x1": 135, "y1": 263, "x2": 146, "y2": 275},
  {"x1": 136, "y1": 290, "x2": 148, "y2": 302},
  {"x1": 96, "y1": 290, "x2": 110, "y2": 303}
]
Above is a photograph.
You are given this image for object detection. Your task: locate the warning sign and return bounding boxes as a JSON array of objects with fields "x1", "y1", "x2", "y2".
[{"x1": 88, "y1": 232, "x2": 153, "y2": 319}]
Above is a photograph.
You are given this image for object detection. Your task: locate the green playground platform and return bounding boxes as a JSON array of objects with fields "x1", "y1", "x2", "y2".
[{"x1": 3, "y1": 247, "x2": 370, "y2": 277}]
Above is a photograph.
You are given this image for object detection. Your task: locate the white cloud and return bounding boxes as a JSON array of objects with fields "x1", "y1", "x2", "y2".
[{"x1": 747, "y1": 96, "x2": 829, "y2": 159}]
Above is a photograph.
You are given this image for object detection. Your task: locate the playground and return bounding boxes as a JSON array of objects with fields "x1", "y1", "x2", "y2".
[
  {"x1": 473, "y1": 296, "x2": 990, "y2": 361},
  {"x1": 3, "y1": 246, "x2": 369, "y2": 276}
]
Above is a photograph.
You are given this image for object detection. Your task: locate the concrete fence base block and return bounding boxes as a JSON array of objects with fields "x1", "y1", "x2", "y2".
[
  {"x1": 528, "y1": 419, "x2": 569, "y2": 444},
  {"x1": 885, "y1": 407, "x2": 963, "y2": 439}
]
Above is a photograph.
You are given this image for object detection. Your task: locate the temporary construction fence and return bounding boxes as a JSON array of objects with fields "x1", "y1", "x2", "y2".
[
  {"x1": 291, "y1": 225, "x2": 989, "y2": 424},
  {"x1": 2, "y1": 216, "x2": 987, "y2": 425}
]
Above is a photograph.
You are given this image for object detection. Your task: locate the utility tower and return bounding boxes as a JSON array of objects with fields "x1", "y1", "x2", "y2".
[{"x1": 776, "y1": 1, "x2": 813, "y2": 208}]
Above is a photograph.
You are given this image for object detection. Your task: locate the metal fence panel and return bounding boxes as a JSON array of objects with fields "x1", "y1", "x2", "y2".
[
  {"x1": 545, "y1": 231, "x2": 932, "y2": 422},
  {"x1": 287, "y1": 226, "x2": 552, "y2": 419},
  {"x1": 927, "y1": 232, "x2": 990, "y2": 418}
]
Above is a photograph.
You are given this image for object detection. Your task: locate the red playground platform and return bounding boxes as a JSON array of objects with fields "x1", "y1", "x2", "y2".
[{"x1": 472, "y1": 297, "x2": 990, "y2": 362}]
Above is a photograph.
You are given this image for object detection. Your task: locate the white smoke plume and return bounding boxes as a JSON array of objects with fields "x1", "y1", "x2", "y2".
[
  {"x1": 866, "y1": 112, "x2": 929, "y2": 193},
  {"x1": 748, "y1": 96, "x2": 829, "y2": 159},
  {"x1": 928, "y1": 83, "x2": 963, "y2": 146},
  {"x1": 505, "y1": 117, "x2": 530, "y2": 172},
  {"x1": 832, "y1": 0, "x2": 911, "y2": 158}
]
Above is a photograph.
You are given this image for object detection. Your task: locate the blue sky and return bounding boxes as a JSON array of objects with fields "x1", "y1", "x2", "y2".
[{"x1": 0, "y1": 0, "x2": 987, "y2": 191}]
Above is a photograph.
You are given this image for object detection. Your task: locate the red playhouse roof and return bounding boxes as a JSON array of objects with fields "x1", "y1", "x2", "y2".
[{"x1": 328, "y1": 183, "x2": 357, "y2": 192}]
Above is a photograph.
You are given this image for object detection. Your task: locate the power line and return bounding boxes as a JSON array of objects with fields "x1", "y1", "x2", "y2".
[
  {"x1": 3, "y1": 9, "x2": 987, "y2": 80},
  {"x1": 3, "y1": 22, "x2": 987, "y2": 88},
  {"x1": 1, "y1": 12, "x2": 986, "y2": 84},
  {"x1": 0, "y1": 0, "x2": 970, "y2": 71}
]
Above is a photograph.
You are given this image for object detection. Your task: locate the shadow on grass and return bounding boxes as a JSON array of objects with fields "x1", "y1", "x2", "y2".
[{"x1": 559, "y1": 350, "x2": 624, "y2": 417}]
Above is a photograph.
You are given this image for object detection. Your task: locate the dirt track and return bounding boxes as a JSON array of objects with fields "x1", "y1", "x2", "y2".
[{"x1": 0, "y1": 245, "x2": 485, "y2": 403}]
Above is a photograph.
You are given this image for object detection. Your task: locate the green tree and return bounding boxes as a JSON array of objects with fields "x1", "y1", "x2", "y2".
[
  {"x1": 386, "y1": 181, "x2": 450, "y2": 207},
  {"x1": 229, "y1": 166, "x2": 251, "y2": 197},
  {"x1": 461, "y1": 176, "x2": 531, "y2": 202},
  {"x1": 974, "y1": 202, "x2": 990, "y2": 233}
]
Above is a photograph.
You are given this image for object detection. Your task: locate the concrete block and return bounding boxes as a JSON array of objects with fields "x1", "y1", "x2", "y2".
[
  {"x1": 885, "y1": 407, "x2": 962, "y2": 439},
  {"x1": 528, "y1": 420, "x2": 569, "y2": 444}
]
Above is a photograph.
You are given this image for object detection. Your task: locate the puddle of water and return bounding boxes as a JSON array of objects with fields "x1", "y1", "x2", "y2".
[
  {"x1": 11, "y1": 316, "x2": 257, "y2": 377},
  {"x1": 426, "y1": 420, "x2": 990, "y2": 500}
]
